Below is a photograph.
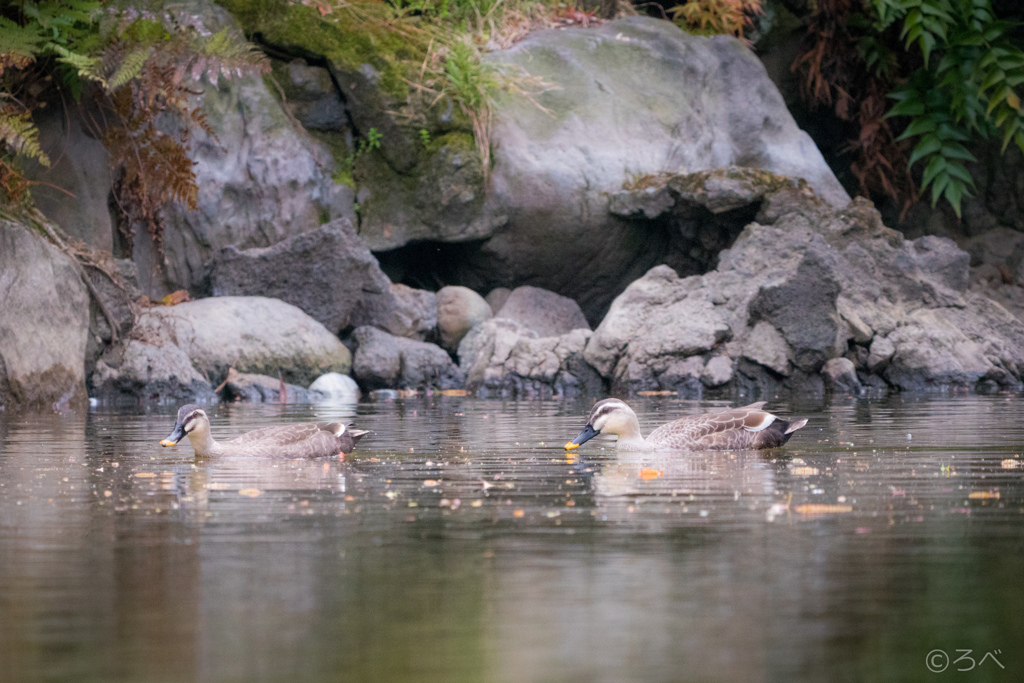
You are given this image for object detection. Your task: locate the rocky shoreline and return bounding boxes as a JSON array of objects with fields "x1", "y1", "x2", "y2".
[{"x1": 5, "y1": 8, "x2": 1024, "y2": 411}]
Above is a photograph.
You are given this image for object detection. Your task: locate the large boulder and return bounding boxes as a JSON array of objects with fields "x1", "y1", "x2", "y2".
[
  {"x1": 92, "y1": 296, "x2": 351, "y2": 401},
  {"x1": 351, "y1": 327, "x2": 464, "y2": 391},
  {"x1": 0, "y1": 219, "x2": 90, "y2": 409},
  {"x1": 436, "y1": 286, "x2": 493, "y2": 351},
  {"x1": 158, "y1": 297, "x2": 351, "y2": 385},
  {"x1": 210, "y1": 218, "x2": 393, "y2": 335},
  {"x1": 495, "y1": 286, "x2": 590, "y2": 337},
  {"x1": 457, "y1": 318, "x2": 603, "y2": 397},
  {"x1": 585, "y1": 177, "x2": 1024, "y2": 395},
  {"x1": 357, "y1": 17, "x2": 848, "y2": 320}
]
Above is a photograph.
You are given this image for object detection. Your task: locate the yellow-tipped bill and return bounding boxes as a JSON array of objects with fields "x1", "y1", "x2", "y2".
[
  {"x1": 161, "y1": 422, "x2": 187, "y2": 447},
  {"x1": 566, "y1": 423, "x2": 599, "y2": 450}
]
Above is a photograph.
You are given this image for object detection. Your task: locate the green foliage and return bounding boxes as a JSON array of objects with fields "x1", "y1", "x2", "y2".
[
  {"x1": 874, "y1": 0, "x2": 1024, "y2": 217},
  {"x1": 0, "y1": 110, "x2": 49, "y2": 167},
  {"x1": 419, "y1": 128, "x2": 431, "y2": 145}
]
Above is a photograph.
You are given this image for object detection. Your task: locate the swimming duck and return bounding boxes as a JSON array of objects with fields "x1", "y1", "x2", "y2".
[
  {"x1": 160, "y1": 404, "x2": 369, "y2": 458},
  {"x1": 565, "y1": 399, "x2": 807, "y2": 452}
]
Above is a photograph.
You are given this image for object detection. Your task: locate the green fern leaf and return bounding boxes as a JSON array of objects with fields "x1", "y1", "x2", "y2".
[
  {"x1": 106, "y1": 46, "x2": 151, "y2": 91},
  {"x1": 0, "y1": 112, "x2": 51, "y2": 167}
]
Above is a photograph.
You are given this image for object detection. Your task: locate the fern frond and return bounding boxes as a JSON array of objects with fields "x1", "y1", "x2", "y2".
[
  {"x1": 49, "y1": 43, "x2": 106, "y2": 86},
  {"x1": 0, "y1": 112, "x2": 50, "y2": 167},
  {"x1": 0, "y1": 16, "x2": 44, "y2": 60},
  {"x1": 189, "y1": 27, "x2": 269, "y2": 80},
  {"x1": 106, "y1": 46, "x2": 151, "y2": 91}
]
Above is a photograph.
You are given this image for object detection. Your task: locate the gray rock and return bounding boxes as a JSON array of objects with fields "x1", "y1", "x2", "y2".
[
  {"x1": 149, "y1": 296, "x2": 351, "y2": 386},
  {"x1": 821, "y1": 357, "x2": 863, "y2": 395},
  {"x1": 962, "y1": 227, "x2": 1024, "y2": 273},
  {"x1": 20, "y1": 104, "x2": 114, "y2": 252},
  {"x1": 436, "y1": 286, "x2": 493, "y2": 351},
  {"x1": 495, "y1": 286, "x2": 590, "y2": 338},
  {"x1": 485, "y1": 287, "x2": 512, "y2": 315},
  {"x1": 701, "y1": 356, "x2": 734, "y2": 387},
  {"x1": 459, "y1": 319, "x2": 601, "y2": 397},
  {"x1": 210, "y1": 218, "x2": 393, "y2": 335},
  {"x1": 90, "y1": 311, "x2": 215, "y2": 404},
  {"x1": 379, "y1": 284, "x2": 437, "y2": 341},
  {"x1": 584, "y1": 186, "x2": 1024, "y2": 395},
  {"x1": 867, "y1": 336, "x2": 895, "y2": 371},
  {"x1": 272, "y1": 59, "x2": 348, "y2": 131},
  {"x1": 352, "y1": 327, "x2": 464, "y2": 391},
  {"x1": 883, "y1": 309, "x2": 993, "y2": 391},
  {"x1": 742, "y1": 321, "x2": 791, "y2": 376},
  {"x1": 0, "y1": 219, "x2": 90, "y2": 410},
  {"x1": 216, "y1": 368, "x2": 324, "y2": 403}
]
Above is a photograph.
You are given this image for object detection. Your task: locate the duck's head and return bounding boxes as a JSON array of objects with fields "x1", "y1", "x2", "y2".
[
  {"x1": 160, "y1": 404, "x2": 210, "y2": 446},
  {"x1": 565, "y1": 398, "x2": 638, "y2": 449}
]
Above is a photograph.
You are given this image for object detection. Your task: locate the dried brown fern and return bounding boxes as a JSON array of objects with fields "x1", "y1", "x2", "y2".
[{"x1": 792, "y1": 0, "x2": 915, "y2": 213}]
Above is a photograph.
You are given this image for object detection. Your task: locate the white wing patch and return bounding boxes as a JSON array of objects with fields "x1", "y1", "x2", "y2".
[
  {"x1": 332, "y1": 423, "x2": 347, "y2": 436},
  {"x1": 743, "y1": 413, "x2": 777, "y2": 432}
]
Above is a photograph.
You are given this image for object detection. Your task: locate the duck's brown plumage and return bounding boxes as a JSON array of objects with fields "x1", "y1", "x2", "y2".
[
  {"x1": 161, "y1": 404, "x2": 369, "y2": 457},
  {"x1": 567, "y1": 399, "x2": 807, "y2": 452}
]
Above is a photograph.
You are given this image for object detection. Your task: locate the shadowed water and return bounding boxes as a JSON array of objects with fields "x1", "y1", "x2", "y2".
[{"x1": 1, "y1": 395, "x2": 1022, "y2": 682}]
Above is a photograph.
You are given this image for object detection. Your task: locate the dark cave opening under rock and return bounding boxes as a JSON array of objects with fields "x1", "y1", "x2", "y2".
[{"x1": 372, "y1": 198, "x2": 763, "y2": 326}]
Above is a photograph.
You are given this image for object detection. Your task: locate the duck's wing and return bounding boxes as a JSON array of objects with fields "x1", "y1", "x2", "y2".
[
  {"x1": 647, "y1": 406, "x2": 778, "y2": 450},
  {"x1": 228, "y1": 422, "x2": 324, "y2": 447}
]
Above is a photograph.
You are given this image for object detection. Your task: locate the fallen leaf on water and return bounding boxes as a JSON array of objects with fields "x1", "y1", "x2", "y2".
[
  {"x1": 790, "y1": 467, "x2": 819, "y2": 476},
  {"x1": 1001, "y1": 459, "x2": 1021, "y2": 469},
  {"x1": 439, "y1": 389, "x2": 468, "y2": 397},
  {"x1": 636, "y1": 390, "x2": 676, "y2": 396},
  {"x1": 160, "y1": 290, "x2": 191, "y2": 306},
  {"x1": 794, "y1": 504, "x2": 853, "y2": 514},
  {"x1": 134, "y1": 472, "x2": 156, "y2": 478},
  {"x1": 513, "y1": 509, "x2": 525, "y2": 518},
  {"x1": 423, "y1": 479, "x2": 439, "y2": 487},
  {"x1": 470, "y1": 500, "x2": 483, "y2": 507},
  {"x1": 384, "y1": 491, "x2": 398, "y2": 500},
  {"x1": 968, "y1": 491, "x2": 1000, "y2": 499},
  {"x1": 238, "y1": 488, "x2": 262, "y2": 497},
  {"x1": 639, "y1": 467, "x2": 663, "y2": 480}
]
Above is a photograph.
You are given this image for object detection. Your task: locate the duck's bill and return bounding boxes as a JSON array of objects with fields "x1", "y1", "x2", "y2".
[
  {"x1": 160, "y1": 423, "x2": 186, "y2": 447},
  {"x1": 565, "y1": 423, "x2": 599, "y2": 450}
]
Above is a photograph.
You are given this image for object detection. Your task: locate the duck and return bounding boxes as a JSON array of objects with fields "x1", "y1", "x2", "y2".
[
  {"x1": 564, "y1": 399, "x2": 807, "y2": 452},
  {"x1": 160, "y1": 404, "x2": 369, "y2": 458}
]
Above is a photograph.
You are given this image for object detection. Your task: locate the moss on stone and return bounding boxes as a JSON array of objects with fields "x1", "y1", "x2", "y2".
[{"x1": 217, "y1": 0, "x2": 419, "y2": 101}]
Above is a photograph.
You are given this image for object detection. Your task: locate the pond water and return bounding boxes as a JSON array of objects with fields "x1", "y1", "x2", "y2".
[{"x1": 1, "y1": 395, "x2": 1022, "y2": 682}]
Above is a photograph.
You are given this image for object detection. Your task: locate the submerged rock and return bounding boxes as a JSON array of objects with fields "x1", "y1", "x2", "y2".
[
  {"x1": 216, "y1": 368, "x2": 324, "y2": 403},
  {"x1": 308, "y1": 372, "x2": 361, "y2": 402},
  {"x1": 352, "y1": 327, "x2": 464, "y2": 391},
  {"x1": 0, "y1": 219, "x2": 90, "y2": 410}
]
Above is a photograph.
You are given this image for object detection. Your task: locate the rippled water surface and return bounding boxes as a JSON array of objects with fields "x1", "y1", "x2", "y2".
[{"x1": 1, "y1": 395, "x2": 1023, "y2": 682}]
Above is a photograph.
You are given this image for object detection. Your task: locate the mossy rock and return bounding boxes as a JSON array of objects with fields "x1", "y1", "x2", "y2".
[
  {"x1": 218, "y1": 0, "x2": 426, "y2": 171},
  {"x1": 355, "y1": 132, "x2": 498, "y2": 250}
]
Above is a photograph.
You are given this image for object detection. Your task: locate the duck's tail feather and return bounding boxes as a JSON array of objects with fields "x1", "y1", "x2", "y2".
[
  {"x1": 784, "y1": 418, "x2": 808, "y2": 435},
  {"x1": 348, "y1": 429, "x2": 371, "y2": 444}
]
